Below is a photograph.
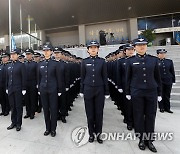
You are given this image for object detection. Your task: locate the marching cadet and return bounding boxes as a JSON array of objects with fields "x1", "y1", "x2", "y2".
[
  {"x1": 33, "y1": 52, "x2": 42, "y2": 113},
  {"x1": 126, "y1": 38, "x2": 162, "y2": 152},
  {"x1": 37, "y1": 44, "x2": 64, "y2": 137},
  {"x1": 24, "y1": 49, "x2": 38, "y2": 119},
  {"x1": 0, "y1": 53, "x2": 10, "y2": 116},
  {"x1": 117, "y1": 43, "x2": 135, "y2": 131},
  {"x1": 80, "y1": 41, "x2": 109, "y2": 144},
  {"x1": 53, "y1": 47, "x2": 66, "y2": 123},
  {"x1": 157, "y1": 49, "x2": 175, "y2": 113},
  {"x1": 6, "y1": 49, "x2": 26, "y2": 131}
]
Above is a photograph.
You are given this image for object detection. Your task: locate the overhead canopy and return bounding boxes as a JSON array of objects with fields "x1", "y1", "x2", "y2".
[{"x1": 0, "y1": 0, "x2": 179, "y2": 36}]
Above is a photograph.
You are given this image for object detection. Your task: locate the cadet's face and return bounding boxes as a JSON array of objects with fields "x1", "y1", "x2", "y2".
[
  {"x1": 88, "y1": 46, "x2": 99, "y2": 56},
  {"x1": 26, "y1": 53, "x2": 33, "y2": 60},
  {"x1": 135, "y1": 44, "x2": 147, "y2": 55},
  {"x1": 34, "y1": 56, "x2": 40, "y2": 62},
  {"x1": 54, "y1": 52, "x2": 61, "y2": 59},
  {"x1": 10, "y1": 53, "x2": 18, "y2": 61},
  {"x1": 2, "y1": 56, "x2": 9, "y2": 63},
  {"x1": 43, "y1": 50, "x2": 52, "y2": 59},
  {"x1": 126, "y1": 48, "x2": 135, "y2": 57},
  {"x1": 158, "y1": 53, "x2": 166, "y2": 59}
]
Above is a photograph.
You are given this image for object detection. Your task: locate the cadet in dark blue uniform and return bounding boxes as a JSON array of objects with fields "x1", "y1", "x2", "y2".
[
  {"x1": 6, "y1": 49, "x2": 26, "y2": 131},
  {"x1": 37, "y1": 44, "x2": 64, "y2": 137},
  {"x1": 33, "y1": 52, "x2": 42, "y2": 113},
  {"x1": 126, "y1": 38, "x2": 162, "y2": 152},
  {"x1": 157, "y1": 49, "x2": 175, "y2": 113},
  {"x1": 0, "y1": 53, "x2": 10, "y2": 116},
  {"x1": 53, "y1": 47, "x2": 66, "y2": 123},
  {"x1": 80, "y1": 41, "x2": 109, "y2": 144},
  {"x1": 24, "y1": 49, "x2": 38, "y2": 119},
  {"x1": 117, "y1": 43, "x2": 135, "y2": 130}
]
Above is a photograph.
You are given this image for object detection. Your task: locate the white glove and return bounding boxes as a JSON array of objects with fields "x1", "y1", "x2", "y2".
[
  {"x1": 79, "y1": 93, "x2": 84, "y2": 97},
  {"x1": 126, "y1": 95, "x2": 131, "y2": 100},
  {"x1": 158, "y1": 96, "x2": 162, "y2": 102},
  {"x1": 173, "y1": 83, "x2": 176, "y2": 86},
  {"x1": 6, "y1": 89, "x2": 8, "y2": 94},
  {"x1": 66, "y1": 88, "x2": 69, "y2": 91},
  {"x1": 38, "y1": 92, "x2": 40, "y2": 95},
  {"x1": 118, "y1": 89, "x2": 123, "y2": 93},
  {"x1": 115, "y1": 86, "x2": 118, "y2": 89},
  {"x1": 74, "y1": 81, "x2": 76, "y2": 83},
  {"x1": 58, "y1": 93, "x2": 62, "y2": 96},
  {"x1": 70, "y1": 84, "x2": 73, "y2": 88},
  {"x1": 105, "y1": 95, "x2": 110, "y2": 99},
  {"x1": 36, "y1": 85, "x2": 38, "y2": 89},
  {"x1": 22, "y1": 90, "x2": 26, "y2": 95}
]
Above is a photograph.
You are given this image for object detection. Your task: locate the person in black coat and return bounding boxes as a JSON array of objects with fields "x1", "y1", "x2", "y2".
[
  {"x1": 126, "y1": 38, "x2": 162, "y2": 153},
  {"x1": 6, "y1": 49, "x2": 26, "y2": 131},
  {"x1": 0, "y1": 53, "x2": 10, "y2": 116},
  {"x1": 157, "y1": 49, "x2": 175, "y2": 113},
  {"x1": 24, "y1": 49, "x2": 38, "y2": 119},
  {"x1": 37, "y1": 44, "x2": 64, "y2": 137},
  {"x1": 80, "y1": 41, "x2": 109, "y2": 144}
]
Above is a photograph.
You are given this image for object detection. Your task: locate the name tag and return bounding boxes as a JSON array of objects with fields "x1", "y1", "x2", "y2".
[
  {"x1": 8, "y1": 67, "x2": 12, "y2": 69},
  {"x1": 86, "y1": 64, "x2": 92, "y2": 66},
  {"x1": 133, "y1": 62, "x2": 140, "y2": 65},
  {"x1": 40, "y1": 66, "x2": 44, "y2": 68}
]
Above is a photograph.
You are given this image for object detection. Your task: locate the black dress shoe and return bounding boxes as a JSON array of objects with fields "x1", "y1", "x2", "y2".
[
  {"x1": 30, "y1": 115, "x2": 34, "y2": 119},
  {"x1": 44, "y1": 130, "x2": 50, "y2": 136},
  {"x1": 160, "y1": 109, "x2": 164, "y2": 113},
  {"x1": 4, "y1": 112, "x2": 9, "y2": 116},
  {"x1": 127, "y1": 126, "x2": 133, "y2": 131},
  {"x1": 123, "y1": 119, "x2": 127, "y2": 124},
  {"x1": 7, "y1": 124, "x2": 16, "y2": 130},
  {"x1": 138, "y1": 140, "x2": 146, "y2": 150},
  {"x1": 24, "y1": 115, "x2": 30, "y2": 119},
  {"x1": 97, "y1": 134, "x2": 103, "y2": 144},
  {"x1": 0, "y1": 112, "x2": 4, "y2": 116},
  {"x1": 16, "y1": 125, "x2": 21, "y2": 131},
  {"x1": 146, "y1": 141, "x2": 157, "y2": 153},
  {"x1": 37, "y1": 109, "x2": 42, "y2": 113},
  {"x1": 51, "y1": 131, "x2": 56, "y2": 137},
  {"x1": 68, "y1": 107, "x2": 72, "y2": 111},
  {"x1": 166, "y1": 110, "x2": 173, "y2": 114},
  {"x1": 61, "y1": 116, "x2": 67, "y2": 123},
  {"x1": 88, "y1": 136, "x2": 94, "y2": 143}
]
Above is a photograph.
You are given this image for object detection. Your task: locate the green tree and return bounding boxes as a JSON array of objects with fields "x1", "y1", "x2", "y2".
[{"x1": 141, "y1": 29, "x2": 156, "y2": 45}]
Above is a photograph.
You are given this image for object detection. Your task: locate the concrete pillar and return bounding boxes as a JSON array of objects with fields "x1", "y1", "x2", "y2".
[
  {"x1": 37, "y1": 30, "x2": 46, "y2": 46},
  {"x1": 78, "y1": 25, "x2": 86, "y2": 45},
  {"x1": 128, "y1": 18, "x2": 138, "y2": 41},
  {"x1": 4, "y1": 35, "x2": 9, "y2": 50}
]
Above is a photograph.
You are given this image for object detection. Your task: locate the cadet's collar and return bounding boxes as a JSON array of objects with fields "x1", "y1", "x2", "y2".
[
  {"x1": 90, "y1": 55, "x2": 98, "y2": 59},
  {"x1": 137, "y1": 53, "x2": 146, "y2": 58},
  {"x1": 45, "y1": 58, "x2": 51, "y2": 62},
  {"x1": 27, "y1": 60, "x2": 32, "y2": 63},
  {"x1": 12, "y1": 60, "x2": 18, "y2": 63},
  {"x1": 160, "y1": 58, "x2": 165, "y2": 61}
]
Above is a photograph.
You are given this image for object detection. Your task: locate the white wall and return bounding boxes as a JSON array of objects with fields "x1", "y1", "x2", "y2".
[
  {"x1": 85, "y1": 21, "x2": 128, "y2": 42},
  {"x1": 47, "y1": 30, "x2": 79, "y2": 46}
]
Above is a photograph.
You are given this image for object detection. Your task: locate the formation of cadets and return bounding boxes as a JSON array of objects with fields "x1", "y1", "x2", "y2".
[
  {"x1": 105, "y1": 38, "x2": 175, "y2": 152},
  {"x1": 0, "y1": 45, "x2": 81, "y2": 136},
  {"x1": 0, "y1": 38, "x2": 176, "y2": 153}
]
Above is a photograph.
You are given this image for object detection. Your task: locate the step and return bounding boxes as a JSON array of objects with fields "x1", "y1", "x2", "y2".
[
  {"x1": 175, "y1": 70, "x2": 180, "y2": 75},
  {"x1": 175, "y1": 75, "x2": 180, "y2": 80},
  {"x1": 172, "y1": 86, "x2": 180, "y2": 93},
  {"x1": 170, "y1": 100, "x2": 180, "y2": 107},
  {"x1": 170, "y1": 93, "x2": 180, "y2": 100}
]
